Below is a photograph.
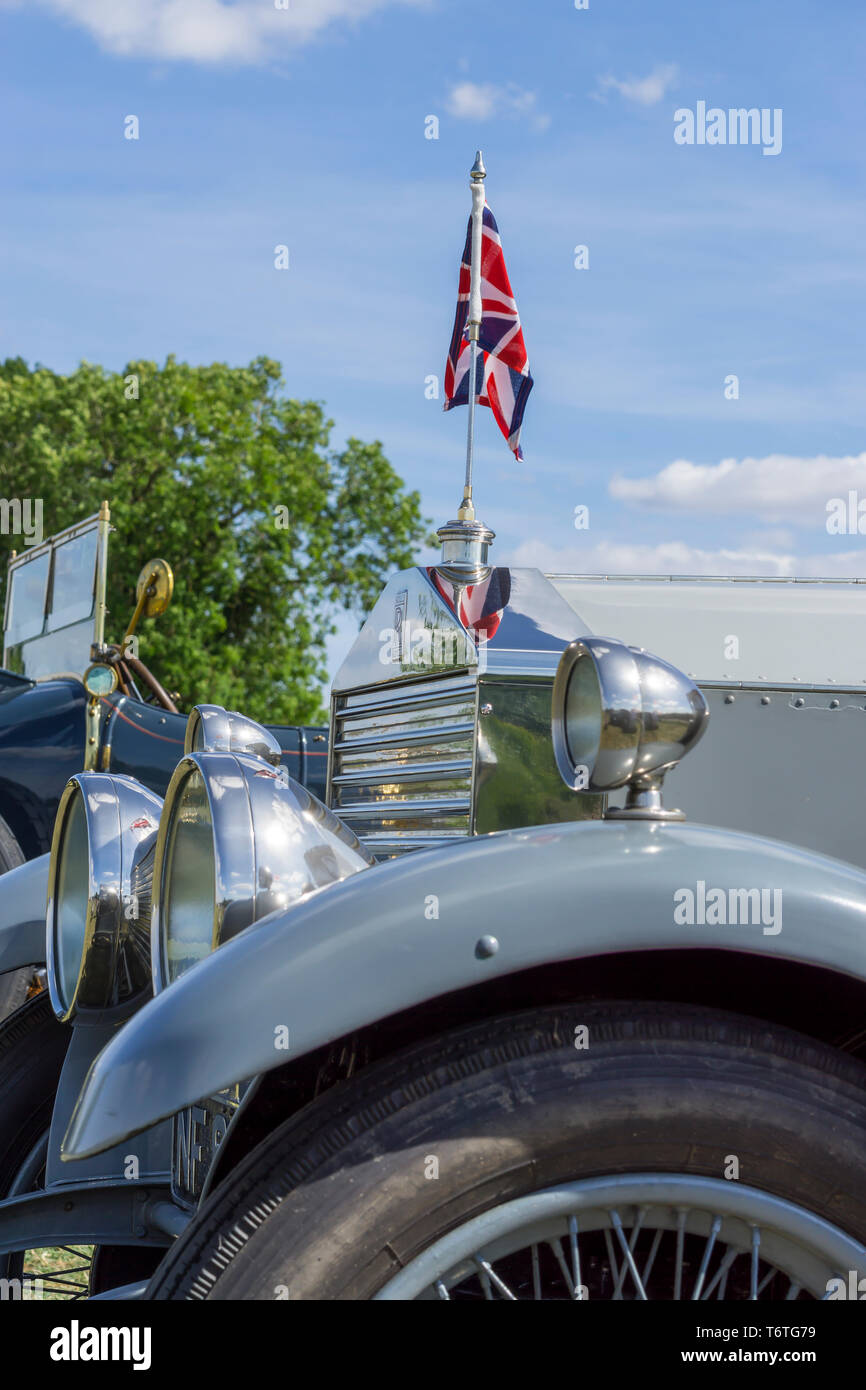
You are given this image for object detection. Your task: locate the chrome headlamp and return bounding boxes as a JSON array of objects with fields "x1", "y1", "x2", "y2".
[
  {"x1": 46, "y1": 774, "x2": 163, "y2": 1021},
  {"x1": 184, "y1": 704, "x2": 282, "y2": 765},
  {"x1": 152, "y1": 753, "x2": 375, "y2": 991},
  {"x1": 552, "y1": 636, "x2": 709, "y2": 820}
]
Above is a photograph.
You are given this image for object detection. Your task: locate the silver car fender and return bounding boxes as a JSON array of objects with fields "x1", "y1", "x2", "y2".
[
  {"x1": 63, "y1": 818, "x2": 866, "y2": 1159},
  {"x1": 0, "y1": 853, "x2": 48, "y2": 973}
]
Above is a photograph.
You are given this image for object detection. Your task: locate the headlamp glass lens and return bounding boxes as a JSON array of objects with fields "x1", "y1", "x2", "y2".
[
  {"x1": 56, "y1": 791, "x2": 90, "y2": 1009},
  {"x1": 163, "y1": 768, "x2": 215, "y2": 983},
  {"x1": 564, "y1": 655, "x2": 603, "y2": 773}
]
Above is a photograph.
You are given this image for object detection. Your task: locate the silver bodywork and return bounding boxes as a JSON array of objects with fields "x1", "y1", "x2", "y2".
[{"x1": 63, "y1": 815, "x2": 866, "y2": 1159}]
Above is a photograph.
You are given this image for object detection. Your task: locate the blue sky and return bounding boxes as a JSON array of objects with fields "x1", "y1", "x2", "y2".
[{"x1": 2, "y1": 0, "x2": 865, "y2": 675}]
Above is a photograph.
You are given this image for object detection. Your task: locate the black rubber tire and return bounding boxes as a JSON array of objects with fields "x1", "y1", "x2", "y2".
[
  {"x1": 0, "y1": 812, "x2": 38, "y2": 1023},
  {"x1": 0, "y1": 994, "x2": 70, "y2": 1201},
  {"x1": 145, "y1": 1001, "x2": 866, "y2": 1301}
]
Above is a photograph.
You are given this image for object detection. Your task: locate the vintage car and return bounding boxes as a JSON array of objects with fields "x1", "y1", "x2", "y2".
[
  {"x1": 0, "y1": 504, "x2": 328, "y2": 1019},
  {"x1": 1, "y1": 512, "x2": 865, "y2": 1301}
]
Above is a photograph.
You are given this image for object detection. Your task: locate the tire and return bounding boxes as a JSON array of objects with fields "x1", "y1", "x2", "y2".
[
  {"x1": 146, "y1": 1001, "x2": 866, "y2": 1301},
  {"x1": 0, "y1": 994, "x2": 70, "y2": 1199},
  {"x1": 0, "y1": 812, "x2": 39, "y2": 1023}
]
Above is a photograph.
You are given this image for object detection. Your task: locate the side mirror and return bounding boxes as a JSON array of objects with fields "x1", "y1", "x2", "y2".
[{"x1": 135, "y1": 558, "x2": 174, "y2": 619}]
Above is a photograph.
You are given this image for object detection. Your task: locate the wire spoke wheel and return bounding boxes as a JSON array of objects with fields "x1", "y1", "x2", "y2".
[{"x1": 376, "y1": 1176, "x2": 866, "y2": 1301}]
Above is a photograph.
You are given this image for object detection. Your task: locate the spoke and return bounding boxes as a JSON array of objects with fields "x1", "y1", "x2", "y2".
[
  {"x1": 785, "y1": 1282, "x2": 802, "y2": 1301},
  {"x1": 35, "y1": 1278, "x2": 90, "y2": 1293},
  {"x1": 611, "y1": 1206, "x2": 646, "y2": 1299},
  {"x1": 691, "y1": 1215, "x2": 722, "y2": 1300},
  {"x1": 434, "y1": 1280, "x2": 450, "y2": 1300},
  {"x1": 568, "y1": 1215, "x2": 584, "y2": 1300},
  {"x1": 548, "y1": 1238, "x2": 578, "y2": 1297},
  {"x1": 476, "y1": 1263, "x2": 495, "y2": 1300},
  {"x1": 640, "y1": 1227, "x2": 663, "y2": 1288},
  {"x1": 603, "y1": 1227, "x2": 622, "y2": 1296},
  {"x1": 531, "y1": 1244, "x2": 542, "y2": 1301},
  {"x1": 756, "y1": 1266, "x2": 776, "y2": 1297},
  {"x1": 611, "y1": 1209, "x2": 648, "y2": 1300},
  {"x1": 750, "y1": 1226, "x2": 761, "y2": 1301},
  {"x1": 673, "y1": 1208, "x2": 688, "y2": 1301},
  {"x1": 702, "y1": 1246, "x2": 738, "y2": 1300},
  {"x1": 473, "y1": 1257, "x2": 517, "y2": 1301}
]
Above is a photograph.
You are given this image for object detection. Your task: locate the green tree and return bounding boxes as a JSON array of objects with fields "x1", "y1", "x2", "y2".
[{"x1": 0, "y1": 356, "x2": 432, "y2": 723}]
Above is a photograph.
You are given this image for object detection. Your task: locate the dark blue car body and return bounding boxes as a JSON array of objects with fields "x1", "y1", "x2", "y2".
[{"x1": 0, "y1": 668, "x2": 328, "y2": 862}]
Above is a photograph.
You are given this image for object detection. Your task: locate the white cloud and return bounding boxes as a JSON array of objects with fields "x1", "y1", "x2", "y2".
[
  {"x1": 510, "y1": 536, "x2": 866, "y2": 579},
  {"x1": 446, "y1": 81, "x2": 549, "y2": 130},
  {"x1": 17, "y1": 0, "x2": 427, "y2": 64},
  {"x1": 610, "y1": 452, "x2": 866, "y2": 524},
  {"x1": 595, "y1": 63, "x2": 678, "y2": 107}
]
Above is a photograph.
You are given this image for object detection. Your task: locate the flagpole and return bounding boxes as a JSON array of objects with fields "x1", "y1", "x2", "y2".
[
  {"x1": 459, "y1": 150, "x2": 486, "y2": 524},
  {"x1": 437, "y1": 151, "x2": 495, "y2": 585}
]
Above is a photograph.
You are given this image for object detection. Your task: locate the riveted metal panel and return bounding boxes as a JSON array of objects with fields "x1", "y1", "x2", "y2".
[{"x1": 631, "y1": 685, "x2": 866, "y2": 872}]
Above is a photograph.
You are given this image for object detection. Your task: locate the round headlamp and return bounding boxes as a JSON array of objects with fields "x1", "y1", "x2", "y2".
[
  {"x1": 152, "y1": 753, "x2": 375, "y2": 991},
  {"x1": 46, "y1": 774, "x2": 163, "y2": 1021},
  {"x1": 552, "y1": 636, "x2": 709, "y2": 819},
  {"x1": 184, "y1": 704, "x2": 282, "y2": 765}
]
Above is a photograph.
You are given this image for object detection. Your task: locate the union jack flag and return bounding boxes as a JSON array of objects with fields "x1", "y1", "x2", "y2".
[{"x1": 443, "y1": 204, "x2": 533, "y2": 459}]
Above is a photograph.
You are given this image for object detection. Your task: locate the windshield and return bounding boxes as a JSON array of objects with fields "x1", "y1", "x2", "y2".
[
  {"x1": 48, "y1": 528, "x2": 98, "y2": 630},
  {"x1": 5, "y1": 549, "x2": 51, "y2": 646},
  {"x1": 3, "y1": 519, "x2": 101, "y2": 679}
]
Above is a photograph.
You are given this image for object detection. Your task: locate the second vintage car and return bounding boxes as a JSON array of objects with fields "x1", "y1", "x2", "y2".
[{"x1": 0, "y1": 503, "x2": 328, "y2": 1018}]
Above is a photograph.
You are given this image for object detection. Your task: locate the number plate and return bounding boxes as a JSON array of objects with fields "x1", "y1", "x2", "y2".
[{"x1": 172, "y1": 1082, "x2": 249, "y2": 1209}]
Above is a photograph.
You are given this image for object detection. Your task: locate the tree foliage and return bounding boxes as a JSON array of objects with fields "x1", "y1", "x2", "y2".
[{"x1": 0, "y1": 356, "x2": 432, "y2": 723}]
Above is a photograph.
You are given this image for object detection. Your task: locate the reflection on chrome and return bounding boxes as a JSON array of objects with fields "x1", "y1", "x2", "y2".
[
  {"x1": 552, "y1": 636, "x2": 709, "y2": 821},
  {"x1": 152, "y1": 752, "x2": 376, "y2": 990}
]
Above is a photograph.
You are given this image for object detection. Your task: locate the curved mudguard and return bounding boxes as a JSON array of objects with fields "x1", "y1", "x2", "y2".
[
  {"x1": 64, "y1": 819, "x2": 866, "y2": 1159},
  {"x1": 0, "y1": 853, "x2": 48, "y2": 973}
]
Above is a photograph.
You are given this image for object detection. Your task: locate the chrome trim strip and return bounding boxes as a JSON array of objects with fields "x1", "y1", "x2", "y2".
[
  {"x1": 333, "y1": 720, "x2": 475, "y2": 753},
  {"x1": 338, "y1": 796, "x2": 472, "y2": 820},
  {"x1": 335, "y1": 680, "x2": 476, "y2": 719},
  {"x1": 331, "y1": 758, "x2": 474, "y2": 787}
]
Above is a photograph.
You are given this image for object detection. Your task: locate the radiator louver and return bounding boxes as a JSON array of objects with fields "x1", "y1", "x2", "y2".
[{"x1": 329, "y1": 674, "x2": 477, "y2": 857}]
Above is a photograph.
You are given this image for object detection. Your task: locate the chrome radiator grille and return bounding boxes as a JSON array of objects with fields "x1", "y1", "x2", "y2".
[{"x1": 328, "y1": 673, "x2": 477, "y2": 857}]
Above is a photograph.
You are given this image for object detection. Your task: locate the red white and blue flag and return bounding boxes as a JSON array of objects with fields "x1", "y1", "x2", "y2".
[{"x1": 443, "y1": 204, "x2": 533, "y2": 459}]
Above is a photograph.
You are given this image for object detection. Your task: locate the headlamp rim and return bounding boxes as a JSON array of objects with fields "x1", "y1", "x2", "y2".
[
  {"x1": 183, "y1": 704, "x2": 282, "y2": 765},
  {"x1": 151, "y1": 751, "x2": 253, "y2": 994},
  {"x1": 46, "y1": 773, "x2": 162, "y2": 1021},
  {"x1": 551, "y1": 636, "x2": 643, "y2": 792}
]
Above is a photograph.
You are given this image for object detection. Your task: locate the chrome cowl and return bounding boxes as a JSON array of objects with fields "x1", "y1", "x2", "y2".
[
  {"x1": 46, "y1": 773, "x2": 163, "y2": 1021},
  {"x1": 152, "y1": 753, "x2": 375, "y2": 991}
]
